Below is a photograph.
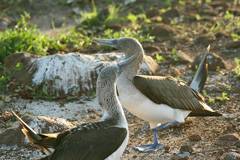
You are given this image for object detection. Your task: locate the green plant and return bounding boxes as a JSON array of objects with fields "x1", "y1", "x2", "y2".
[
  {"x1": 79, "y1": 1, "x2": 102, "y2": 28},
  {"x1": 155, "y1": 53, "x2": 165, "y2": 63},
  {"x1": 105, "y1": 5, "x2": 123, "y2": 26},
  {"x1": 57, "y1": 29, "x2": 92, "y2": 51},
  {"x1": 224, "y1": 11, "x2": 234, "y2": 20},
  {"x1": 210, "y1": 10, "x2": 240, "y2": 41},
  {"x1": 216, "y1": 92, "x2": 230, "y2": 102},
  {"x1": 0, "y1": 13, "x2": 50, "y2": 62},
  {"x1": 15, "y1": 62, "x2": 24, "y2": 71},
  {"x1": 170, "y1": 48, "x2": 179, "y2": 62},
  {"x1": 127, "y1": 13, "x2": 138, "y2": 24},
  {"x1": 102, "y1": 28, "x2": 154, "y2": 43}
]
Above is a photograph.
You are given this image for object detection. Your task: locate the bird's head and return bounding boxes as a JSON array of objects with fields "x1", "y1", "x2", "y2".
[{"x1": 94, "y1": 37, "x2": 144, "y2": 57}]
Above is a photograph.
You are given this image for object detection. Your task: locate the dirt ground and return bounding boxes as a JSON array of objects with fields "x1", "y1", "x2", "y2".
[{"x1": 0, "y1": 0, "x2": 240, "y2": 160}]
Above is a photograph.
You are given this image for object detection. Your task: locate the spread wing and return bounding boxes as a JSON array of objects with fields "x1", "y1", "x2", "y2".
[
  {"x1": 133, "y1": 75, "x2": 220, "y2": 116},
  {"x1": 45, "y1": 122, "x2": 127, "y2": 160}
]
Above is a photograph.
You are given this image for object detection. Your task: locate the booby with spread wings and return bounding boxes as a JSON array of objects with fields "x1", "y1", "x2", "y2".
[
  {"x1": 95, "y1": 37, "x2": 221, "y2": 152},
  {"x1": 12, "y1": 52, "x2": 138, "y2": 159}
]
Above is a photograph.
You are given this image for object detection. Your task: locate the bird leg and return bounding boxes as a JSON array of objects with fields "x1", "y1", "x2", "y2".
[
  {"x1": 134, "y1": 128, "x2": 164, "y2": 152},
  {"x1": 157, "y1": 121, "x2": 180, "y2": 130}
]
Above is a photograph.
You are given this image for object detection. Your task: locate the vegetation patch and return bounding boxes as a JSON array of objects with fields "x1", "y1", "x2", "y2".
[
  {"x1": 0, "y1": 13, "x2": 50, "y2": 62},
  {"x1": 102, "y1": 28, "x2": 154, "y2": 43}
]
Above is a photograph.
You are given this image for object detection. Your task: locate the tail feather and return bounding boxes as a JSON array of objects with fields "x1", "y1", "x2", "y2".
[
  {"x1": 189, "y1": 110, "x2": 222, "y2": 116},
  {"x1": 189, "y1": 98, "x2": 222, "y2": 117},
  {"x1": 11, "y1": 111, "x2": 56, "y2": 154},
  {"x1": 12, "y1": 111, "x2": 42, "y2": 142},
  {"x1": 190, "y1": 52, "x2": 208, "y2": 92}
]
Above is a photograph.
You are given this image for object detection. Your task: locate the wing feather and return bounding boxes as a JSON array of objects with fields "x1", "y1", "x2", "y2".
[
  {"x1": 133, "y1": 75, "x2": 219, "y2": 116},
  {"x1": 48, "y1": 122, "x2": 127, "y2": 160}
]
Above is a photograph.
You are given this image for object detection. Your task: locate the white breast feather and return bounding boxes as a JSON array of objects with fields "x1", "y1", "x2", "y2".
[{"x1": 117, "y1": 76, "x2": 191, "y2": 129}]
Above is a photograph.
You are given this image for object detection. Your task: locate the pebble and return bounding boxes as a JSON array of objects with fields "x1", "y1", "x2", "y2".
[
  {"x1": 164, "y1": 145, "x2": 171, "y2": 153},
  {"x1": 217, "y1": 133, "x2": 240, "y2": 146},
  {"x1": 235, "y1": 140, "x2": 240, "y2": 148},
  {"x1": 0, "y1": 128, "x2": 24, "y2": 145},
  {"x1": 149, "y1": 24, "x2": 175, "y2": 40},
  {"x1": 171, "y1": 152, "x2": 190, "y2": 160},
  {"x1": 188, "y1": 134, "x2": 202, "y2": 142},
  {"x1": 193, "y1": 35, "x2": 215, "y2": 47},
  {"x1": 221, "y1": 152, "x2": 240, "y2": 160},
  {"x1": 180, "y1": 144, "x2": 194, "y2": 153}
]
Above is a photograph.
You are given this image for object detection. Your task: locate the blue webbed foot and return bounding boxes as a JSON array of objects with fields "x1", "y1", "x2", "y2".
[
  {"x1": 134, "y1": 128, "x2": 164, "y2": 152},
  {"x1": 134, "y1": 143, "x2": 164, "y2": 152}
]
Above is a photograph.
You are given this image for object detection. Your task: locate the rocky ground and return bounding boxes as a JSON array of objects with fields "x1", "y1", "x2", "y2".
[{"x1": 0, "y1": 0, "x2": 240, "y2": 160}]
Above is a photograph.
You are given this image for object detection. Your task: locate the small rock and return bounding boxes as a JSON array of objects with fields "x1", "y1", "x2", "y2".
[
  {"x1": 4, "y1": 52, "x2": 37, "y2": 85},
  {"x1": 221, "y1": 152, "x2": 240, "y2": 160},
  {"x1": 174, "y1": 50, "x2": 193, "y2": 64},
  {"x1": 193, "y1": 35, "x2": 215, "y2": 47},
  {"x1": 215, "y1": 32, "x2": 230, "y2": 39},
  {"x1": 3, "y1": 96, "x2": 11, "y2": 103},
  {"x1": 225, "y1": 40, "x2": 240, "y2": 49},
  {"x1": 188, "y1": 134, "x2": 202, "y2": 142},
  {"x1": 218, "y1": 133, "x2": 240, "y2": 141},
  {"x1": 146, "y1": 8, "x2": 159, "y2": 18},
  {"x1": 170, "y1": 67, "x2": 181, "y2": 77},
  {"x1": 105, "y1": 23, "x2": 122, "y2": 30},
  {"x1": 164, "y1": 145, "x2": 171, "y2": 153},
  {"x1": 229, "y1": 8, "x2": 240, "y2": 16},
  {"x1": 53, "y1": 17, "x2": 65, "y2": 28},
  {"x1": 180, "y1": 144, "x2": 194, "y2": 153},
  {"x1": 149, "y1": 24, "x2": 175, "y2": 40},
  {"x1": 210, "y1": 1, "x2": 230, "y2": 12},
  {"x1": 143, "y1": 44, "x2": 160, "y2": 53},
  {"x1": 216, "y1": 133, "x2": 240, "y2": 146},
  {"x1": 171, "y1": 152, "x2": 190, "y2": 160},
  {"x1": 161, "y1": 8, "x2": 180, "y2": 23},
  {"x1": 0, "y1": 111, "x2": 13, "y2": 122},
  {"x1": 0, "y1": 128, "x2": 25, "y2": 145},
  {"x1": 191, "y1": 53, "x2": 226, "y2": 71},
  {"x1": 235, "y1": 140, "x2": 240, "y2": 148},
  {"x1": 199, "y1": 6, "x2": 218, "y2": 16},
  {"x1": 0, "y1": 20, "x2": 8, "y2": 31}
]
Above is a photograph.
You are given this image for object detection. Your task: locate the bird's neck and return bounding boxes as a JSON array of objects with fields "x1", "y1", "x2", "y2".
[
  {"x1": 97, "y1": 80, "x2": 127, "y2": 128},
  {"x1": 122, "y1": 51, "x2": 144, "y2": 81}
]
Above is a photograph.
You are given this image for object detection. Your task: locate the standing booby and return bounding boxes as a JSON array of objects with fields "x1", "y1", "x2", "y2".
[
  {"x1": 12, "y1": 53, "x2": 138, "y2": 160},
  {"x1": 95, "y1": 37, "x2": 221, "y2": 152}
]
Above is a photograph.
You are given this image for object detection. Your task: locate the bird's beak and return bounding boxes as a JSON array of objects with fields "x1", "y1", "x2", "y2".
[{"x1": 94, "y1": 38, "x2": 118, "y2": 48}]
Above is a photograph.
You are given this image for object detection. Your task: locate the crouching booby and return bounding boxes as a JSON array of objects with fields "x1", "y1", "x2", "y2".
[
  {"x1": 11, "y1": 52, "x2": 138, "y2": 160},
  {"x1": 95, "y1": 37, "x2": 221, "y2": 152}
]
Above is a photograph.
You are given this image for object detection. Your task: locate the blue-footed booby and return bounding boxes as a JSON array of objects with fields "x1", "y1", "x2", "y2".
[
  {"x1": 95, "y1": 37, "x2": 221, "y2": 152},
  {"x1": 11, "y1": 52, "x2": 139, "y2": 160}
]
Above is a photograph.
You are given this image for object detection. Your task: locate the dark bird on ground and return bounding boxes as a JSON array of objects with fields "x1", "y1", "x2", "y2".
[
  {"x1": 12, "y1": 52, "x2": 139, "y2": 159},
  {"x1": 95, "y1": 37, "x2": 221, "y2": 152}
]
